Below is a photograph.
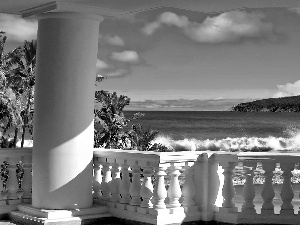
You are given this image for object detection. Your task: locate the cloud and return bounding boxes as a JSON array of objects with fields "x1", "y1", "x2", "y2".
[
  {"x1": 110, "y1": 50, "x2": 140, "y2": 63},
  {"x1": 104, "y1": 68, "x2": 130, "y2": 77},
  {"x1": 103, "y1": 35, "x2": 125, "y2": 46},
  {"x1": 95, "y1": 59, "x2": 130, "y2": 78},
  {"x1": 141, "y1": 21, "x2": 162, "y2": 36},
  {"x1": 96, "y1": 59, "x2": 109, "y2": 70},
  {"x1": 274, "y1": 80, "x2": 300, "y2": 98},
  {"x1": 142, "y1": 11, "x2": 274, "y2": 44},
  {"x1": 0, "y1": 13, "x2": 37, "y2": 42},
  {"x1": 289, "y1": 8, "x2": 300, "y2": 15}
]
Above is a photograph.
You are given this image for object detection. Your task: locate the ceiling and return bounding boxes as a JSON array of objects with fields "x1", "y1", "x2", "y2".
[{"x1": 1, "y1": 0, "x2": 300, "y2": 17}]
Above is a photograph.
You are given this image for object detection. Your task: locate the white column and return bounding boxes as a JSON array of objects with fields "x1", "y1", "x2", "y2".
[{"x1": 32, "y1": 12, "x2": 103, "y2": 209}]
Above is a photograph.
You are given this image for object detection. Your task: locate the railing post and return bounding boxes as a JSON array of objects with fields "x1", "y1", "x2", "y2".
[
  {"x1": 261, "y1": 160, "x2": 276, "y2": 215},
  {"x1": 118, "y1": 161, "x2": 131, "y2": 205},
  {"x1": 100, "y1": 160, "x2": 112, "y2": 204},
  {"x1": 182, "y1": 161, "x2": 196, "y2": 209},
  {"x1": 280, "y1": 162, "x2": 294, "y2": 215},
  {"x1": 167, "y1": 163, "x2": 182, "y2": 209},
  {"x1": 0, "y1": 159, "x2": 8, "y2": 205},
  {"x1": 129, "y1": 163, "x2": 142, "y2": 206},
  {"x1": 241, "y1": 160, "x2": 256, "y2": 214},
  {"x1": 221, "y1": 161, "x2": 237, "y2": 211},
  {"x1": 109, "y1": 161, "x2": 121, "y2": 205},
  {"x1": 152, "y1": 165, "x2": 168, "y2": 210},
  {"x1": 21, "y1": 155, "x2": 32, "y2": 204},
  {"x1": 93, "y1": 157, "x2": 102, "y2": 204},
  {"x1": 6, "y1": 156, "x2": 21, "y2": 205},
  {"x1": 140, "y1": 166, "x2": 154, "y2": 209},
  {"x1": 195, "y1": 154, "x2": 219, "y2": 221}
]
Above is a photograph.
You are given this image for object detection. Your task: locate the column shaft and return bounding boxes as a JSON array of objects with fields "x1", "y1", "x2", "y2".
[{"x1": 32, "y1": 12, "x2": 102, "y2": 209}]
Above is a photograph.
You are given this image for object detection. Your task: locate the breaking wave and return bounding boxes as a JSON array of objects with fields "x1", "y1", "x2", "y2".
[{"x1": 152, "y1": 126, "x2": 300, "y2": 152}]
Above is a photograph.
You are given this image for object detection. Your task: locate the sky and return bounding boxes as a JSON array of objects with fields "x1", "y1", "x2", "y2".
[{"x1": 1, "y1": 6, "x2": 300, "y2": 111}]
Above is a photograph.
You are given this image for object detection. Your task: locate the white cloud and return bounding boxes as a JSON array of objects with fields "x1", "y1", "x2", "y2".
[
  {"x1": 104, "y1": 35, "x2": 125, "y2": 46},
  {"x1": 0, "y1": 13, "x2": 37, "y2": 42},
  {"x1": 105, "y1": 68, "x2": 130, "y2": 77},
  {"x1": 160, "y1": 12, "x2": 189, "y2": 28},
  {"x1": 141, "y1": 21, "x2": 161, "y2": 35},
  {"x1": 95, "y1": 59, "x2": 130, "y2": 78},
  {"x1": 110, "y1": 50, "x2": 140, "y2": 63},
  {"x1": 142, "y1": 11, "x2": 274, "y2": 44},
  {"x1": 274, "y1": 80, "x2": 300, "y2": 98},
  {"x1": 289, "y1": 8, "x2": 300, "y2": 15},
  {"x1": 96, "y1": 59, "x2": 109, "y2": 70}
]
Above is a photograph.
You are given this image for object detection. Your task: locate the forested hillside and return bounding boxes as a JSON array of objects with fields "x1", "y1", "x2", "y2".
[{"x1": 229, "y1": 95, "x2": 300, "y2": 112}]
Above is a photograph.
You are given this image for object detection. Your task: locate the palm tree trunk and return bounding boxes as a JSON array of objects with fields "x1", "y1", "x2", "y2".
[
  {"x1": 13, "y1": 127, "x2": 18, "y2": 148},
  {"x1": 21, "y1": 125, "x2": 26, "y2": 148},
  {"x1": 21, "y1": 89, "x2": 32, "y2": 148}
]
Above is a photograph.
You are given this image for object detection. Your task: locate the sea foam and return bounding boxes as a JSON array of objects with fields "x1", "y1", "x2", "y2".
[{"x1": 152, "y1": 133, "x2": 300, "y2": 152}]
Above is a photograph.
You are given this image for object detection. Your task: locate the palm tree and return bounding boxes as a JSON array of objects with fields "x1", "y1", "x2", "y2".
[
  {"x1": 5, "y1": 40, "x2": 36, "y2": 147},
  {"x1": 0, "y1": 32, "x2": 23, "y2": 147}
]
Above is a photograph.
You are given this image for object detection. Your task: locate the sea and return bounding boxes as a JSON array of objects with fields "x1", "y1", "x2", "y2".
[{"x1": 124, "y1": 111, "x2": 300, "y2": 152}]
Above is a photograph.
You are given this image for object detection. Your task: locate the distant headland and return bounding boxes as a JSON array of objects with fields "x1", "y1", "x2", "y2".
[{"x1": 228, "y1": 95, "x2": 300, "y2": 112}]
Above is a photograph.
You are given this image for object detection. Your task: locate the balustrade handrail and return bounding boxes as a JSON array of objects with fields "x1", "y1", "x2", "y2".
[
  {"x1": 93, "y1": 148, "x2": 221, "y2": 165},
  {"x1": 0, "y1": 148, "x2": 32, "y2": 157}
]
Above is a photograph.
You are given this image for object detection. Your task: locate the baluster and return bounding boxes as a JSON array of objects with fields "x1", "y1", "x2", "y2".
[
  {"x1": 140, "y1": 166, "x2": 154, "y2": 208},
  {"x1": 152, "y1": 165, "x2": 168, "y2": 210},
  {"x1": 182, "y1": 162, "x2": 196, "y2": 208},
  {"x1": 167, "y1": 163, "x2": 182, "y2": 208},
  {"x1": 110, "y1": 161, "x2": 121, "y2": 204},
  {"x1": 261, "y1": 160, "x2": 276, "y2": 215},
  {"x1": 100, "y1": 160, "x2": 112, "y2": 204},
  {"x1": 219, "y1": 161, "x2": 237, "y2": 212},
  {"x1": 0, "y1": 159, "x2": 8, "y2": 205},
  {"x1": 119, "y1": 162, "x2": 131, "y2": 204},
  {"x1": 242, "y1": 161, "x2": 256, "y2": 214},
  {"x1": 21, "y1": 155, "x2": 32, "y2": 204},
  {"x1": 93, "y1": 157, "x2": 102, "y2": 204},
  {"x1": 280, "y1": 162, "x2": 294, "y2": 215},
  {"x1": 6, "y1": 157, "x2": 21, "y2": 205},
  {"x1": 129, "y1": 163, "x2": 142, "y2": 206}
]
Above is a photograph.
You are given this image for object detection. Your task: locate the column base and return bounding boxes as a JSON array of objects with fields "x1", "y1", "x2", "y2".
[{"x1": 10, "y1": 204, "x2": 111, "y2": 225}]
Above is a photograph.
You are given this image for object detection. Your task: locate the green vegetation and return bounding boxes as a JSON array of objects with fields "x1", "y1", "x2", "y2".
[
  {"x1": 0, "y1": 32, "x2": 167, "y2": 151},
  {"x1": 94, "y1": 90, "x2": 169, "y2": 151},
  {"x1": 0, "y1": 32, "x2": 35, "y2": 147},
  {"x1": 229, "y1": 95, "x2": 300, "y2": 112}
]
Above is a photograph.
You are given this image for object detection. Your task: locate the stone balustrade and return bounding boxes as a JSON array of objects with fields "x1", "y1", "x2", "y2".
[
  {"x1": 0, "y1": 148, "x2": 32, "y2": 216},
  {"x1": 93, "y1": 149, "x2": 300, "y2": 225},
  {"x1": 2, "y1": 148, "x2": 300, "y2": 224}
]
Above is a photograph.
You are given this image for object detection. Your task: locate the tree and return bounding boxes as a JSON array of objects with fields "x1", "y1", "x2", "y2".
[
  {"x1": 94, "y1": 90, "x2": 144, "y2": 148},
  {"x1": 4, "y1": 40, "x2": 36, "y2": 147},
  {"x1": 0, "y1": 32, "x2": 23, "y2": 147}
]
